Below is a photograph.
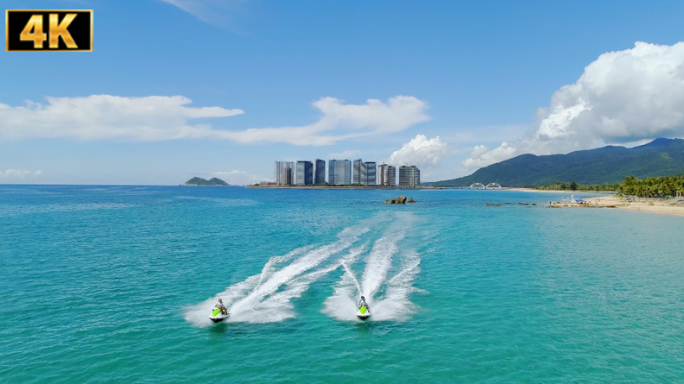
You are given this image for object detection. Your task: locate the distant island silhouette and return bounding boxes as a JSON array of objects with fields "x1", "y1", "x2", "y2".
[{"x1": 182, "y1": 177, "x2": 230, "y2": 186}]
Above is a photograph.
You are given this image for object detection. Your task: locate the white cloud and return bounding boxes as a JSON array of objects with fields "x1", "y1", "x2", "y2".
[
  {"x1": 0, "y1": 95, "x2": 429, "y2": 146},
  {"x1": 463, "y1": 41, "x2": 684, "y2": 170},
  {"x1": 0, "y1": 169, "x2": 42, "y2": 179},
  {"x1": 230, "y1": 96, "x2": 430, "y2": 145},
  {"x1": 386, "y1": 135, "x2": 450, "y2": 173},
  {"x1": 0, "y1": 95, "x2": 243, "y2": 141},
  {"x1": 313, "y1": 96, "x2": 429, "y2": 134},
  {"x1": 214, "y1": 170, "x2": 265, "y2": 185},
  {"x1": 328, "y1": 150, "x2": 360, "y2": 159},
  {"x1": 461, "y1": 142, "x2": 517, "y2": 170}
]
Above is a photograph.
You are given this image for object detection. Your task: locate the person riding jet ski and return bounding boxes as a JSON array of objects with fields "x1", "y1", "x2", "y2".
[
  {"x1": 209, "y1": 298, "x2": 230, "y2": 323},
  {"x1": 358, "y1": 296, "x2": 370, "y2": 312},
  {"x1": 357, "y1": 296, "x2": 371, "y2": 319},
  {"x1": 216, "y1": 299, "x2": 228, "y2": 315}
]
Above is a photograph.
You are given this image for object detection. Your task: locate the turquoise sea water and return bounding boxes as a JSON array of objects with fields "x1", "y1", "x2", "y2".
[{"x1": 2, "y1": 185, "x2": 684, "y2": 383}]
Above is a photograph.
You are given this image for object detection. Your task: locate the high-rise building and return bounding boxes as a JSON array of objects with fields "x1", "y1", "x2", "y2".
[
  {"x1": 360, "y1": 162, "x2": 367, "y2": 185},
  {"x1": 353, "y1": 159, "x2": 363, "y2": 184},
  {"x1": 274, "y1": 161, "x2": 294, "y2": 186},
  {"x1": 328, "y1": 159, "x2": 351, "y2": 185},
  {"x1": 314, "y1": 159, "x2": 326, "y2": 184},
  {"x1": 378, "y1": 164, "x2": 396, "y2": 186},
  {"x1": 363, "y1": 162, "x2": 377, "y2": 185},
  {"x1": 280, "y1": 166, "x2": 293, "y2": 185},
  {"x1": 295, "y1": 161, "x2": 313, "y2": 185},
  {"x1": 399, "y1": 165, "x2": 420, "y2": 187},
  {"x1": 386, "y1": 165, "x2": 396, "y2": 186},
  {"x1": 379, "y1": 164, "x2": 388, "y2": 185},
  {"x1": 353, "y1": 159, "x2": 377, "y2": 185}
]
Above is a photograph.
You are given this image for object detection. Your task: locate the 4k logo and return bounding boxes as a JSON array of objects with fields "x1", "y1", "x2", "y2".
[{"x1": 6, "y1": 10, "x2": 93, "y2": 52}]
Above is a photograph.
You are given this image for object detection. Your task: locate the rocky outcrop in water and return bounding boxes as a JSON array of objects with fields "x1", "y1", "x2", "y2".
[
  {"x1": 408, "y1": 198, "x2": 416, "y2": 203},
  {"x1": 384, "y1": 196, "x2": 407, "y2": 204}
]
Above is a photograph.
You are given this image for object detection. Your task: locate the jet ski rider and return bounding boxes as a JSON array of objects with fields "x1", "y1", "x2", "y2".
[
  {"x1": 216, "y1": 299, "x2": 228, "y2": 315},
  {"x1": 358, "y1": 296, "x2": 370, "y2": 312}
]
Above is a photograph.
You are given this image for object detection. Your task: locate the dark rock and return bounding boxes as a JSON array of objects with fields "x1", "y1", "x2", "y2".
[
  {"x1": 384, "y1": 195, "x2": 407, "y2": 204},
  {"x1": 407, "y1": 198, "x2": 416, "y2": 203}
]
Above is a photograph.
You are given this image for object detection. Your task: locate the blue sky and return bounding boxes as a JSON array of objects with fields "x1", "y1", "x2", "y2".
[{"x1": 2, "y1": 0, "x2": 684, "y2": 184}]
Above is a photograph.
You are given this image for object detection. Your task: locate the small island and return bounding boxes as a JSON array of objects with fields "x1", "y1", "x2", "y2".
[{"x1": 182, "y1": 177, "x2": 230, "y2": 186}]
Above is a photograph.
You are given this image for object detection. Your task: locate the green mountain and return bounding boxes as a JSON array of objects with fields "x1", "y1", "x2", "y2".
[
  {"x1": 429, "y1": 138, "x2": 684, "y2": 187},
  {"x1": 183, "y1": 177, "x2": 229, "y2": 186}
]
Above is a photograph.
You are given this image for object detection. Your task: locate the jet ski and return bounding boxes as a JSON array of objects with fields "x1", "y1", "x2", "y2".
[
  {"x1": 356, "y1": 305, "x2": 370, "y2": 320},
  {"x1": 209, "y1": 307, "x2": 230, "y2": 323}
]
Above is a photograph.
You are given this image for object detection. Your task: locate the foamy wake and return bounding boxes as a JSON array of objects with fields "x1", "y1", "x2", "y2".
[
  {"x1": 185, "y1": 214, "x2": 422, "y2": 326},
  {"x1": 323, "y1": 213, "x2": 422, "y2": 322},
  {"x1": 371, "y1": 250, "x2": 422, "y2": 321},
  {"x1": 184, "y1": 227, "x2": 368, "y2": 326}
]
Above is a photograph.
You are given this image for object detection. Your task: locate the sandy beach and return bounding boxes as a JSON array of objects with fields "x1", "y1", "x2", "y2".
[
  {"x1": 506, "y1": 188, "x2": 588, "y2": 194},
  {"x1": 552, "y1": 195, "x2": 684, "y2": 217}
]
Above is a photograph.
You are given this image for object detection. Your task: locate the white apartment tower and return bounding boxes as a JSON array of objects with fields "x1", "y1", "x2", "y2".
[{"x1": 274, "y1": 161, "x2": 294, "y2": 186}]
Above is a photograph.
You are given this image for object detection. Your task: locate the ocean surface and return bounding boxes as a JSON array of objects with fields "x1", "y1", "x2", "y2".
[{"x1": 1, "y1": 185, "x2": 683, "y2": 383}]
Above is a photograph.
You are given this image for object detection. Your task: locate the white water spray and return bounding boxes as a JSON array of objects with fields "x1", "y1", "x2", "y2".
[
  {"x1": 183, "y1": 275, "x2": 260, "y2": 327},
  {"x1": 341, "y1": 262, "x2": 362, "y2": 295},
  {"x1": 361, "y1": 231, "x2": 405, "y2": 300},
  {"x1": 371, "y1": 250, "x2": 422, "y2": 321},
  {"x1": 185, "y1": 226, "x2": 368, "y2": 326},
  {"x1": 255, "y1": 245, "x2": 367, "y2": 322},
  {"x1": 323, "y1": 212, "x2": 422, "y2": 322},
  {"x1": 253, "y1": 245, "x2": 315, "y2": 292}
]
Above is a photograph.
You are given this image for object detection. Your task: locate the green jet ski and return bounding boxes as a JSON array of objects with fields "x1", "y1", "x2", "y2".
[
  {"x1": 356, "y1": 305, "x2": 370, "y2": 320},
  {"x1": 209, "y1": 307, "x2": 230, "y2": 323}
]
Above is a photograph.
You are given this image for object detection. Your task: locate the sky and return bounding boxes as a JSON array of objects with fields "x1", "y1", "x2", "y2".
[{"x1": 2, "y1": 0, "x2": 684, "y2": 185}]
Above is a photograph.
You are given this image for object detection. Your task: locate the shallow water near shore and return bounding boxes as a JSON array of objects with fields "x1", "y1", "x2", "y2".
[{"x1": 2, "y1": 185, "x2": 683, "y2": 382}]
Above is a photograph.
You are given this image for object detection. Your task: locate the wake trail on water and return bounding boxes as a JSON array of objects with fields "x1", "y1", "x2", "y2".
[
  {"x1": 252, "y1": 245, "x2": 367, "y2": 322},
  {"x1": 342, "y1": 262, "x2": 362, "y2": 295},
  {"x1": 361, "y1": 231, "x2": 405, "y2": 300},
  {"x1": 372, "y1": 250, "x2": 422, "y2": 321},
  {"x1": 253, "y1": 245, "x2": 315, "y2": 291},
  {"x1": 184, "y1": 226, "x2": 368, "y2": 327},
  {"x1": 324, "y1": 213, "x2": 422, "y2": 322}
]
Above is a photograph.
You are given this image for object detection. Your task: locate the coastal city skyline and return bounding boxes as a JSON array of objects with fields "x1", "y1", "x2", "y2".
[{"x1": 271, "y1": 159, "x2": 420, "y2": 187}]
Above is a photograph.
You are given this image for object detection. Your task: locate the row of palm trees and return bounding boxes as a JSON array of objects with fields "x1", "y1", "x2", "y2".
[
  {"x1": 618, "y1": 175, "x2": 684, "y2": 198},
  {"x1": 536, "y1": 182, "x2": 618, "y2": 192}
]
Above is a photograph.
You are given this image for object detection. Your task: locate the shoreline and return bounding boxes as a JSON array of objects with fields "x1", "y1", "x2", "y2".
[
  {"x1": 551, "y1": 195, "x2": 684, "y2": 217},
  {"x1": 247, "y1": 185, "x2": 439, "y2": 190},
  {"x1": 505, "y1": 187, "x2": 617, "y2": 194},
  {"x1": 506, "y1": 188, "x2": 579, "y2": 194},
  {"x1": 246, "y1": 185, "x2": 619, "y2": 193}
]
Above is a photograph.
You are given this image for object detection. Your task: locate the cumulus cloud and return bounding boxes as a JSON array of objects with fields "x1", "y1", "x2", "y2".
[
  {"x1": 0, "y1": 169, "x2": 42, "y2": 179},
  {"x1": 386, "y1": 135, "x2": 450, "y2": 172},
  {"x1": 214, "y1": 170, "x2": 265, "y2": 185},
  {"x1": 0, "y1": 95, "x2": 429, "y2": 146},
  {"x1": 461, "y1": 142, "x2": 517, "y2": 170},
  {"x1": 463, "y1": 41, "x2": 684, "y2": 170},
  {"x1": 328, "y1": 150, "x2": 360, "y2": 159}
]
